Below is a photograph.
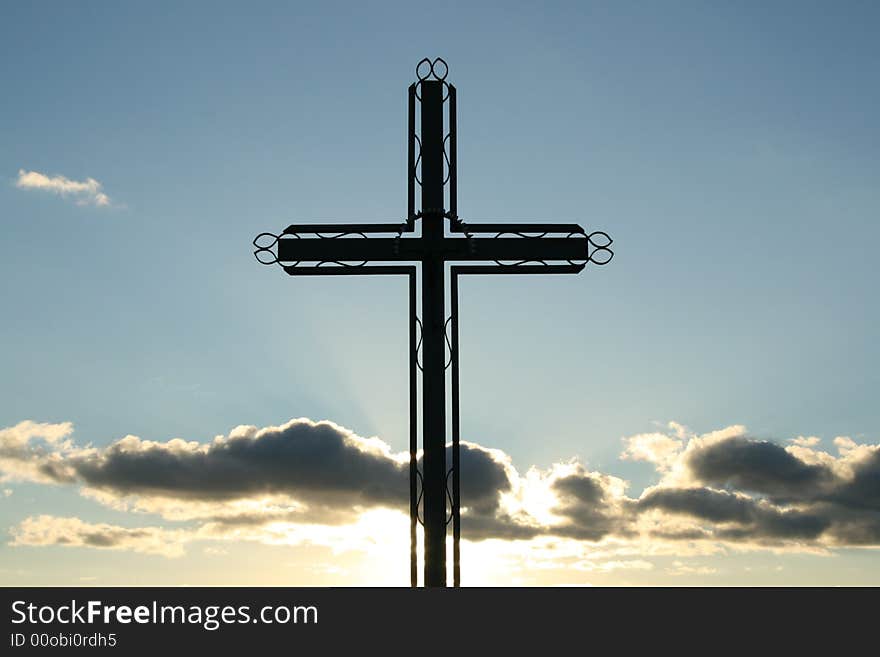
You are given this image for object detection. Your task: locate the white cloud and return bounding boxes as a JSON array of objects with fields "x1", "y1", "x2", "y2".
[
  {"x1": 574, "y1": 559, "x2": 654, "y2": 573},
  {"x1": 0, "y1": 420, "x2": 78, "y2": 484},
  {"x1": 667, "y1": 561, "x2": 718, "y2": 576},
  {"x1": 15, "y1": 169, "x2": 114, "y2": 207},
  {"x1": 10, "y1": 515, "x2": 189, "y2": 558},
  {"x1": 620, "y1": 431, "x2": 684, "y2": 472}
]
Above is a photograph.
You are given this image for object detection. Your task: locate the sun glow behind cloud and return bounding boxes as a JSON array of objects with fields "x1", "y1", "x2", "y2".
[
  {"x1": 0, "y1": 418, "x2": 880, "y2": 585},
  {"x1": 2, "y1": 417, "x2": 880, "y2": 584}
]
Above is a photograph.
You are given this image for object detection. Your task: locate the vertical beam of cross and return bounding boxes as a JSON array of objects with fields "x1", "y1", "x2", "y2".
[
  {"x1": 252, "y1": 58, "x2": 614, "y2": 587},
  {"x1": 420, "y1": 79, "x2": 448, "y2": 587}
]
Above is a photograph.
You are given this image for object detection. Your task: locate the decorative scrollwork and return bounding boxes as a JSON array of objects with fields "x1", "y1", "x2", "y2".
[
  {"x1": 413, "y1": 316, "x2": 452, "y2": 371},
  {"x1": 492, "y1": 230, "x2": 550, "y2": 266},
  {"x1": 314, "y1": 260, "x2": 368, "y2": 268},
  {"x1": 253, "y1": 232, "x2": 282, "y2": 265},
  {"x1": 443, "y1": 316, "x2": 453, "y2": 370},
  {"x1": 445, "y1": 467, "x2": 455, "y2": 525},
  {"x1": 414, "y1": 57, "x2": 451, "y2": 101},
  {"x1": 587, "y1": 231, "x2": 614, "y2": 265},
  {"x1": 316, "y1": 231, "x2": 369, "y2": 267},
  {"x1": 414, "y1": 317, "x2": 424, "y2": 371},
  {"x1": 565, "y1": 231, "x2": 588, "y2": 267},
  {"x1": 416, "y1": 469, "x2": 425, "y2": 526},
  {"x1": 442, "y1": 133, "x2": 452, "y2": 185},
  {"x1": 479, "y1": 229, "x2": 614, "y2": 267},
  {"x1": 416, "y1": 57, "x2": 448, "y2": 82},
  {"x1": 413, "y1": 134, "x2": 422, "y2": 186},
  {"x1": 264, "y1": 230, "x2": 375, "y2": 270}
]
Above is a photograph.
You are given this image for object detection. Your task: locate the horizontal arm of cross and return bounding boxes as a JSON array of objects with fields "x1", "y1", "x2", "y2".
[
  {"x1": 276, "y1": 236, "x2": 594, "y2": 264},
  {"x1": 279, "y1": 221, "x2": 587, "y2": 236}
]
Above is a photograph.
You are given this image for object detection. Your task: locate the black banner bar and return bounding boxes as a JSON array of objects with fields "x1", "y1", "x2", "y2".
[{"x1": 1, "y1": 587, "x2": 872, "y2": 652}]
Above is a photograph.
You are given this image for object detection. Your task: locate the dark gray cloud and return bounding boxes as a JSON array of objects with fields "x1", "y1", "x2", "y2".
[
  {"x1": 47, "y1": 421, "x2": 515, "y2": 535},
  {"x1": 6, "y1": 418, "x2": 880, "y2": 550},
  {"x1": 46, "y1": 422, "x2": 514, "y2": 519},
  {"x1": 821, "y1": 506, "x2": 880, "y2": 545},
  {"x1": 461, "y1": 515, "x2": 543, "y2": 541},
  {"x1": 827, "y1": 451, "x2": 880, "y2": 512},
  {"x1": 551, "y1": 472, "x2": 629, "y2": 541},
  {"x1": 666, "y1": 433, "x2": 880, "y2": 544},
  {"x1": 639, "y1": 487, "x2": 831, "y2": 542},
  {"x1": 686, "y1": 437, "x2": 835, "y2": 500},
  {"x1": 72, "y1": 422, "x2": 408, "y2": 507},
  {"x1": 452, "y1": 444, "x2": 512, "y2": 515},
  {"x1": 639, "y1": 487, "x2": 756, "y2": 524}
]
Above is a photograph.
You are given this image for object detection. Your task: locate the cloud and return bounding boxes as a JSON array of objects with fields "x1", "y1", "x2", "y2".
[
  {"x1": 635, "y1": 425, "x2": 880, "y2": 547},
  {"x1": 621, "y1": 429, "x2": 684, "y2": 472},
  {"x1": 667, "y1": 561, "x2": 718, "y2": 576},
  {"x1": 573, "y1": 559, "x2": 654, "y2": 573},
  {"x1": 791, "y1": 436, "x2": 821, "y2": 447},
  {"x1": 548, "y1": 466, "x2": 632, "y2": 541},
  {"x1": 3, "y1": 418, "x2": 880, "y2": 562},
  {"x1": 684, "y1": 435, "x2": 836, "y2": 500},
  {"x1": 638, "y1": 487, "x2": 831, "y2": 542},
  {"x1": 72, "y1": 420, "x2": 409, "y2": 507},
  {"x1": 10, "y1": 515, "x2": 189, "y2": 557},
  {"x1": 0, "y1": 420, "x2": 77, "y2": 484},
  {"x1": 15, "y1": 169, "x2": 114, "y2": 207},
  {"x1": 0, "y1": 418, "x2": 520, "y2": 534}
]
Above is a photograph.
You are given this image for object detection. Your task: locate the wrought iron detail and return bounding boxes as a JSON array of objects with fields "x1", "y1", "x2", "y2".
[
  {"x1": 252, "y1": 58, "x2": 615, "y2": 588},
  {"x1": 416, "y1": 57, "x2": 448, "y2": 82},
  {"x1": 414, "y1": 317, "x2": 423, "y2": 372},
  {"x1": 413, "y1": 134, "x2": 422, "y2": 186},
  {"x1": 587, "y1": 230, "x2": 614, "y2": 265},
  {"x1": 415, "y1": 469, "x2": 425, "y2": 527},
  {"x1": 445, "y1": 467, "x2": 455, "y2": 526},
  {"x1": 443, "y1": 316, "x2": 453, "y2": 370},
  {"x1": 414, "y1": 57, "x2": 451, "y2": 101},
  {"x1": 253, "y1": 232, "x2": 282, "y2": 265}
]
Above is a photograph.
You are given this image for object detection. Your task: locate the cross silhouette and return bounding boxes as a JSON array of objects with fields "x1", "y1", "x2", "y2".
[{"x1": 253, "y1": 58, "x2": 613, "y2": 587}]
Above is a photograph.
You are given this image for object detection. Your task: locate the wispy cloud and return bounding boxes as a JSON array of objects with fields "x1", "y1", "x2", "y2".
[
  {"x1": 15, "y1": 169, "x2": 114, "y2": 208},
  {"x1": 10, "y1": 515, "x2": 188, "y2": 557}
]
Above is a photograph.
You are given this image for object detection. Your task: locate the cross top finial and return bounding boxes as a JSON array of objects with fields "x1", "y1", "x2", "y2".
[{"x1": 416, "y1": 57, "x2": 449, "y2": 82}]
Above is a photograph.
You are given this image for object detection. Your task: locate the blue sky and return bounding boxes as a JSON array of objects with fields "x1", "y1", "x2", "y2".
[{"x1": 1, "y1": 1, "x2": 879, "y2": 585}]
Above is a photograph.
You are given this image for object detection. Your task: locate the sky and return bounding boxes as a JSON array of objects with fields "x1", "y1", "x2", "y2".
[{"x1": 1, "y1": 1, "x2": 879, "y2": 586}]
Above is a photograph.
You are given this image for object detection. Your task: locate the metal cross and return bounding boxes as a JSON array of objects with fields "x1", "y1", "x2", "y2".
[{"x1": 253, "y1": 58, "x2": 613, "y2": 587}]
